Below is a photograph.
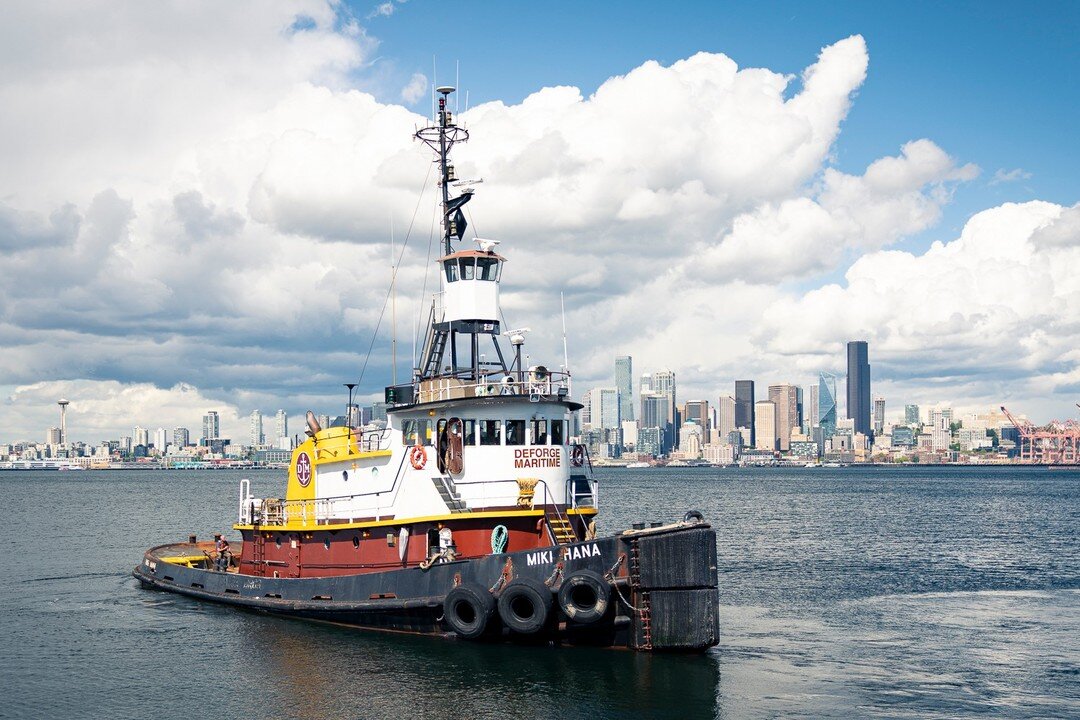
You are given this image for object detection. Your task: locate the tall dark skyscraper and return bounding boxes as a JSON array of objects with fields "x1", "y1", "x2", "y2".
[
  {"x1": 734, "y1": 380, "x2": 755, "y2": 446},
  {"x1": 846, "y1": 341, "x2": 871, "y2": 436}
]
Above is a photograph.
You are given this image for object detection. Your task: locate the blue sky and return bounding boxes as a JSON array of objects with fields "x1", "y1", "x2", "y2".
[
  {"x1": 361, "y1": 0, "x2": 1078, "y2": 242},
  {"x1": 0, "y1": 0, "x2": 1077, "y2": 442}
]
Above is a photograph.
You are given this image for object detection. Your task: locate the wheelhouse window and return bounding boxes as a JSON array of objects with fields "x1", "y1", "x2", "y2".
[
  {"x1": 479, "y1": 420, "x2": 501, "y2": 445},
  {"x1": 462, "y1": 419, "x2": 476, "y2": 446},
  {"x1": 477, "y1": 257, "x2": 500, "y2": 281},
  {"x1": 505, "y1": 420, "x2": 525, "y2": 446},
  {"x1": 444, "y1": 260, "x2": 459, "y2": 282},
  {"x1": 402, "y1": 419, "x2": 431, "y2": 446},
  {"x1": 460, "y1": 257, "x2": 476, "y2": 280},
  {"x1": 551, "y1": 419, "x2": 566, "y2": 445},
  {"x1": 532, "y1": 419, "x2": 548, "y2": 445},
  {"x1": 401, "y1": 419, "x2": 418, "y2": 446}
]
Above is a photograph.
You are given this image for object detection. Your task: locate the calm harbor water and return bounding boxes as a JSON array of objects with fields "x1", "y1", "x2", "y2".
[{"x1": 4, "y1": 466, "x2": 1078, "y2": 719}]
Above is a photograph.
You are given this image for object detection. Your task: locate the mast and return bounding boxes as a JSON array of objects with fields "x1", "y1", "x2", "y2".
[{"x1": 416, "y1": 86, "x2": 470, "y2": 257}]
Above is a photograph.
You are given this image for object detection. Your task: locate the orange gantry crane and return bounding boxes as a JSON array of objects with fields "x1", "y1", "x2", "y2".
[{"x1": 1000, "y1": 405, "x2": 1080, "y2": 464}]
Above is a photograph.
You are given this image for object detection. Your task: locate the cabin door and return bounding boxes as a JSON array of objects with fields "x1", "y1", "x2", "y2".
[{"x1": 287, "y1": 533, "x2": 302, "y2": 578}]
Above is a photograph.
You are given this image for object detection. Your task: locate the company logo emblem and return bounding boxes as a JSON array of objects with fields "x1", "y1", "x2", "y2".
[{"x1": 296, "y1": 452, "x2": 312, "y2": 487}]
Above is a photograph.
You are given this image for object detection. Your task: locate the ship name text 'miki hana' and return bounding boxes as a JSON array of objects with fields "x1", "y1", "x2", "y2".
[{"x1": 134, "y1": 87, "x2": 719, "y2": 652}]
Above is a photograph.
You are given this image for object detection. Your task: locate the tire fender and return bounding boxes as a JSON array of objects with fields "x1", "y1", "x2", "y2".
[
  {"x1": 497, "y1": 577, "x2": 552, "y2": 634},
  {"x1": 557, "y1": 569, "x2": 611, "y2": 624},
  {"x1": 442, "y1": 584, "x2": 494, "y2": 640}
]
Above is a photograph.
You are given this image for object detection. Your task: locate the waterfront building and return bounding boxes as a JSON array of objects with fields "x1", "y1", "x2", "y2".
[
  {"x1": 372, "y1": 403, "x2": 388, "y2": 422},
  {"x1": 249, "y1": 410, "x2": 264, "y2": 447},
  {"x1": 615, "y1": 356, "x2": 635, "y2": 423},
  {"x1": 767, "y1": 384, "x2": 801, "y2": 451},
  {"x1": 637, "y1": 426, "x2": 663, "y2": 457},
  {"x1": 818, "y1": 372, "x2": 838, "y2": 438},
  {"x1": 653, "y1": 369, "x2": 677, "y2": 445},
  {"x1": 274, "y1": 410, "x2": 288, "y2": 443},
  {"x1": 905, "y1": 404, "x2": 920, "y2": 425},
  {"x1": 581, "y1": 389, "x2": 593, "y2": 429},
  {"x1": 754, "y1": 400, "x2": 777, "y2": 452},
  {"x1": 133, "y1": 426, "x2": 149, "y2": 448},
  {"x1": 735, "y1": 380, "x2": 755, "y2": 446},
  {"x1": 120, "y1": 436, "x2": 133, "y2": 453},
  {"x1": 173, "y1": 427, "x2": 190, "y2": 448},
  {"x1": 679, "y1": 421, "x2": 703, "y2": 458},
  {"x1": 892, "y1": 426, "x2": 915, "y2": 447},
  {"x1": 717, "y1": 396, "x2": 735, "y2": 438},
  {"x1": 846, "y1": 341, "x2": 871, "y2": 436},
  {"x1": 46, "y1": 427, "x2": 61, "y2": 445},
  {"x1": 683, "y1": 400, "x2": 710, "y2": 435},
  {"x1": 873, "y1": 397, "x2": 885, "y2": 437},
  {"x1": 589, "y1": 388, "x2": 621, "y2": 431},
  {"x1": 202, "y1": 411, "x2": 220, "y2": 442},
  {"x1": 153, "y1": 427, "x2": 167, "y2": 452},
  {"x1": 621, "y1": 421, "x2": 638, "y2": 452}
]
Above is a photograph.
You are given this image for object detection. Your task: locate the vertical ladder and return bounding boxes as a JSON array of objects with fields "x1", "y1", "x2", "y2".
[{"x1": 629, "y1": 539, "x2": 652, "y2": 650}]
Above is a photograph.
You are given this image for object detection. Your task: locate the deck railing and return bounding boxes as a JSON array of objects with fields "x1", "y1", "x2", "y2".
[{"x1": 238, "y1": 465, "x2": 597, "y2": 528}]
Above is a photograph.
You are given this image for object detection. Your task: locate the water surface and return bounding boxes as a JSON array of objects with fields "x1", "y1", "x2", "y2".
[{"x1": 4, "y1": 466, "x2": 1078, "y2": 718}]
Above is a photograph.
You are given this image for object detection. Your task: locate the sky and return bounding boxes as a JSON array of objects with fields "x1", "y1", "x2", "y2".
[{"x1": 1, "y1": 0, "x2": 1078, "y2": 444}]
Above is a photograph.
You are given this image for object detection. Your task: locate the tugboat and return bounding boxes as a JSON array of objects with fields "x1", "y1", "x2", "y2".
[{"x1": 134, "y1": 87, "x2": 719, "y2": 651}]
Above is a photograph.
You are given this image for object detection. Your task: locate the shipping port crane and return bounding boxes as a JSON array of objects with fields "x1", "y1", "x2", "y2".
[{"x1": 1000, "y1": 405, "x2": 1080, "y2": 464}]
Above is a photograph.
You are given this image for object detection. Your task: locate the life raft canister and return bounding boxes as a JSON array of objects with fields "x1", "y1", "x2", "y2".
[{"x1": 409, "y1": 444, "x2": 427, "y2": 470}]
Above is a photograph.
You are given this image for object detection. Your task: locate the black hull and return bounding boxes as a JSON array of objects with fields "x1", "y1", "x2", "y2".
[{"x1": 135, "y1": 522, "x2": 719, "y2": 652}]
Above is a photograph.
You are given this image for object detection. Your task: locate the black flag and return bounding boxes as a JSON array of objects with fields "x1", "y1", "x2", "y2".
[{"x1": 451, "y1": 209, "x2": 467, "y2": 240}]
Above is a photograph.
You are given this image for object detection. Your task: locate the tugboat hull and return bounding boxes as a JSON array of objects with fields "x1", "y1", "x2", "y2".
[{"x1": 134, "y1": 522, "x2": 719, "y2": 651}]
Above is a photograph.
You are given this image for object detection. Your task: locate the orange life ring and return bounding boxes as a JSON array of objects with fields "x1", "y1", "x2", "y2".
[
  {"x1": 571, "y1": 444, "x2": 585, "y2": 467},
  {"x1": 409, "y1": 444, "x2": 427, "y2": 470}
]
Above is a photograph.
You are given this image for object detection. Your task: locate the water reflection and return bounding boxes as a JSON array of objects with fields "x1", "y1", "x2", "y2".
[{"x1": 237, "y1": 617, "x2": 722, "y2": 720}]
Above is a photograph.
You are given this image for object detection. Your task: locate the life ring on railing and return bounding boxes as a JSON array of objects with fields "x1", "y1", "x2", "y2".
[
  {"x1": 571, "y1": 444, "x2": 585, "y2": 467},
  {"x1": 409, "y1": 445, "x2": 427, "y2": 470}
]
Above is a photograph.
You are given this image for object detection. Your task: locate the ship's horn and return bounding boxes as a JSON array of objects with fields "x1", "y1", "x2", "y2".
[{"x1": 306, "y1": 410, "x2": 322, "y2": 435}]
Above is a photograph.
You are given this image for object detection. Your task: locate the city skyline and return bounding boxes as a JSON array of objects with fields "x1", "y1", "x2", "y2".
[{"x1": 1, "y1": 3, "x2": 1077, "y2": 442}]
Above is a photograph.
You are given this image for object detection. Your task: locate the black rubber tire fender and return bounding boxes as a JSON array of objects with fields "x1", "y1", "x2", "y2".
[
  {"x1": 497, "y1": 577, "x2": 552, "y2": 634},
  {"x1": 683, "y1": 509, "x2": 705, "y2": 523},
  {"x1": 557, "y1": 569, "x2": 611, "y2": 625},
  {"x1": 443, "y1": 584, "x2": 494, "y2": 640}
]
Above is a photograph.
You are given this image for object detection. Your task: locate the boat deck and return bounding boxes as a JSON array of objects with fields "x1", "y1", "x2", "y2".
[{"x1": 149, "y1": 541, "x2": 239, "y2": 573}]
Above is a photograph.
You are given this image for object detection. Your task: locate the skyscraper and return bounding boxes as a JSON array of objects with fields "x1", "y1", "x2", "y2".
[
  {"x1": 682, "y1": 400, "x2": 710, "y2": 435},
  {"x1": 133, "y1": 426, "x2": 149, "y2": 448},
  {"x1": 275, "y1": 409, "x2": 288, "y2": 443},
  {"x1": 735, "y1": 380, "x2": 755, "y2": 445},
  {"x1": 153, "y1": 427, "x2": 167, "y2": 451},
  {"x1": 653, "y1": 369, "x2": 677, "y2": 447},
  {"x1": 818, "y1": 372, "x2": 838, "y2": 437},
  {"x1": 873, "y1": 397, "x2": 886, "y2": 436},
  {"x1": 754, "y1": 400, "x2": 777, "y2": 451},
  {"x1": 614, "y1": 356, "x2": 634, "y2": 423},
  {"x1": 806, "y1": 384, "x2": 819, "y2": 430},
  {"x1": 590, "y1": 388, "x2": 621, "y2": 430},
  {"x1": 250, "y1": 410, "x2": 264, "y2": 447},
  {"x1": 846, "y1": 341, "x2": 871, "y2": 436},
  {"x1": 767, "y1": 384, "x2": 801, "y2": 451},
  {"x1": 717, "y1": 396, "x2": 736, "y2": 439},
  {"x1": 905, "y1": 404, "x2": 920, "y2": 425},
  {"x1": 173, "y1": 427, "x2": 190, "y2": 448},
  {"x1": 202, "y1": 411, "x2": 220, "y2": 442}
]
